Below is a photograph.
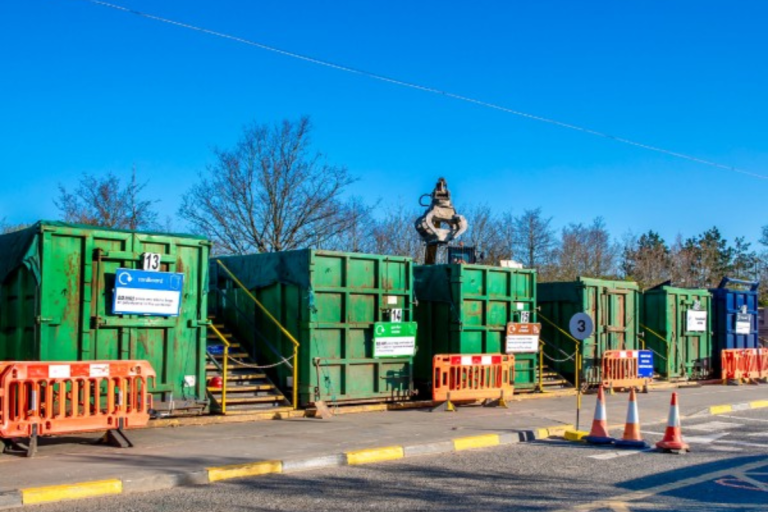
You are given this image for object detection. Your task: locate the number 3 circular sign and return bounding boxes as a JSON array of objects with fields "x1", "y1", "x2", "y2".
[{"x1": 568, "y1": 313, "x2": 594, "y2": 340}]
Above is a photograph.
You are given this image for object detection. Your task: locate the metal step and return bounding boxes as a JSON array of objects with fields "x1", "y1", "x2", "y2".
[
  {"x1": 216, "y1": 403, "x2": 290, "y2": 413},
  {"x1": 207, "y1": 384, "x2": 276, "y2": 393},
  {"x1": 205, "y1": 317, "x2": 291, "y2": 412},
  {"x1": 205, "y1": 371, "x2": 269, "y2": 380},
  {"x1": 222, "y1": 396, "x2": 285, "y2": 405},
  {"x1": 211, "y1": 352, "x2": 250, "y2": 359}
]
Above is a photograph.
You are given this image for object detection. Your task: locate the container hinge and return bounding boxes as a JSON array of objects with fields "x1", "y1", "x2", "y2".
[{"x1": 35, "y1": 316, "x2": 60, "y2": 325}]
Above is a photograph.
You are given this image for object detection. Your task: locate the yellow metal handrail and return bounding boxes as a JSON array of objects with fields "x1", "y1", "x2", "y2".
[
  {"x1": 537, "y1": 312, "x2": 583, "y2": 399},
  {"x1": 640, "y1": 323, "x2": 668, "y2": 348},
  {"x1": 208, "y1": 323, "x2": 230, "y2": 415},
  {"x1": 640, "y1": 323, "x2": 671, "y2": 362},
  {"x1": 216, "y1": 259, "x2": 300, "y2": 410}
]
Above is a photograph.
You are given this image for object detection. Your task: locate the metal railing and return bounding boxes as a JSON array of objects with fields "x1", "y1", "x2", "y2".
[
  {"x1": 537, "y1": 312, "x2": 583, "y2": 391},
  {"x1": 215, "y1": 260, "x2": 300, "y2": 410},
  {"x1": 639, "y1": 323, "x2": 672, "y2": 365},
  {"x1": 212, "y1": 288, "x2": 293, "y2": 369},
  {"x1": 207, "y1": 323, "x2": 230, "y2": 415}
]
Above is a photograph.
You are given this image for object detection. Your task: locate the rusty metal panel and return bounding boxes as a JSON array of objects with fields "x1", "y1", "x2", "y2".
[
  {"x1": 413, "y1": 264, "x2": 538, "y2": 390},
  {"x1": 538, "y1": 278, "x2": 641, "y2": 386},
  {"x1": 642, "y1": 285, "x2": 713, "y2": 379},
  {"x1": 0, "y1": 222, "x2": 210, "y2": 409}
]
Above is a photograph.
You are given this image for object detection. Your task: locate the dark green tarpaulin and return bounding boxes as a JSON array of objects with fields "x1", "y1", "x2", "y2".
[
  {"x1": 0, "y1": 220, "x2": 208, "y2": 286},
  {"x1": 212, "y1": 250, "x2": 314, "y2": 291},
  {"x1": 0, "y1": 223, "x2": 41, "y2": 285}
]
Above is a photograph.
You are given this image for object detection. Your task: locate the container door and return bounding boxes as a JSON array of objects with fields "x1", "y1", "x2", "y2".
[
  {"x1": 91, "y1": 232, "x2": 207, "y2": 405},
  {"x1": 38, "y1": 229, "x2": 87, "y2": 361},
  {"x1": 669, "y1": 294, "x2": 680, "y2": 378},
  {"x1": 583, "y1": 285, "x2": 600, "y2": 383},
  {"x1": 605, "y1": 289, "x2": 629, "y2": 351}
]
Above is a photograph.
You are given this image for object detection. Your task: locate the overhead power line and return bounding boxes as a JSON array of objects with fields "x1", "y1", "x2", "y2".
[{"x1": 75, "y1": 0, "x2": 768, "y2": 181}]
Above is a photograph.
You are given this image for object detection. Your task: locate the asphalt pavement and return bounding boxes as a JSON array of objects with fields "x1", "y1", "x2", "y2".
[
  {"x1": 23, "y1": 400, "x2": 768, "y2": 512},
  {"x1": 2, "y1": 384, "x2": 766, "y2": 496}
]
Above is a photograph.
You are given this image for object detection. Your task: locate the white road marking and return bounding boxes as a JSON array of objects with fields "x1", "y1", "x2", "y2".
[
  {"x1": 588, "y1": 448, "x2": 651, "y2": 460},
  {"x1": 640, "y1": 430, "x2": 729, "y2": 444},
  {"x1": 715, "y1": 439, "x2": 768, "y2": 449},
  {"x1": 686, "y1": 421, "x2": 743, "y2": 431},
  {"x1": 719, "y1": 414, "x2": 768, "y2": 424}
]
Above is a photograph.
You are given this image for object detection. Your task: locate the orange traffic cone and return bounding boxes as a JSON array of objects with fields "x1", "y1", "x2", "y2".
[
  {"x1": 584, "y1": 386, "x2": 614, "y2": 444},
  {"x1": 656, "y1": 392, "x2": 690, "y2": 453},
  {"x1": 615, "y1": 388, "x2": 648, "y2": 448}
]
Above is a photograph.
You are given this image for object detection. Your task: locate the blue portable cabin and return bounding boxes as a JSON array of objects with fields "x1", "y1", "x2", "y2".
[{"x1": 709, "y1": 278, "x2": 760, "y2": 374}]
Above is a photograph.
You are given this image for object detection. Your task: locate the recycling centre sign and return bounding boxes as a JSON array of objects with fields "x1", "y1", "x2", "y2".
[
  {"x1": 373, "y1": 322, "x2": 418, "y2": 358},
  {"x1": 113, "y1": 268, "x2": 184, "y2": 316}
]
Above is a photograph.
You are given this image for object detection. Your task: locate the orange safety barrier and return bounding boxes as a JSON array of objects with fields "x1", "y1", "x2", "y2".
[
  {"x1": 0, "y1": 360, "x2": 155, "y2": 457},
  {"x1": 759, "y1": 349, "x2": 768, "y2": 379},
  {"x1": 432, "y1": 354, "x2": 515, "y2": 407},
  {"x1": 721, "y1": 349, "x2": 766, "y2": 381},
  {"x1": 601, "y1": 350, "x2": 652, "y2": 391},
  {"x1": 741, "y1": 349, "x2": 761, "y2": 380},
  {"x1": 721, "y1": 349, "x2": 742, "y2": 380}
]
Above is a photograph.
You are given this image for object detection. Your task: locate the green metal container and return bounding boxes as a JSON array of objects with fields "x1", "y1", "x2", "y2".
[
  {"x1": 538, "y1": 278, "x2": 640, "y2": 386},
  {"x1": 413, "y1": 264, "x2": 539, "y2": 390},
  {"x1": 212, "y1": 250, "x2": 416, "y2": 407},
  {"x1": 0, "y1": 221, "x2": 211, "y2": 410},
  {"x1": 641, "y1": 284, "x2": 713, "y2": 379}
]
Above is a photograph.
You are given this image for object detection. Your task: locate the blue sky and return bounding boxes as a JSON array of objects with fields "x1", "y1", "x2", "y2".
[{"x1": 1, "y1": 1, "x2": 766, "y2": 246}]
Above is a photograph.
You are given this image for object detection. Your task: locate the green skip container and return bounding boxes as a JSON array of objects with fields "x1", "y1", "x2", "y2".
[
  {"x1": 538, "y1": 277, "x2": 641, "y2": 386},
  {"x1": 641, "y1": 283, "x2": 713, "y2": 380},
  {"x1": 413, "y1": 264, "x2": 539, "y2": 391},
  {"x1": 0, "y1": 221, "x2": 211, "y2": 411},
  {"x1": 212, "y1": 250, "x2": 416, "y2": 407}
]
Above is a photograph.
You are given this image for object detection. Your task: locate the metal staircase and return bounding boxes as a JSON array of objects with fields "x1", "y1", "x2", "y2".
[
  {"x1": 206, "y1": 318, "x2": 291, "y2": 414},
  {"x1": 539, "y1": 364, "x2": 573, "y2": 391}
]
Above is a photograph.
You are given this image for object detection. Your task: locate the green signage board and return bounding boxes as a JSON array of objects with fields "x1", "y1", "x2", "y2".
[{"x1": 373, "y1": 322, "x2": 418, "y2": 358}]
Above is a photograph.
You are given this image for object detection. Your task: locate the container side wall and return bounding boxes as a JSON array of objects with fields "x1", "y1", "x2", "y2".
[
  {"x1": 228, "y1": 250, "x2": 415, "y2": 407},
  {"x1": 539, "y1": 278, "x2": 640, "y2": 385},
  {"x1": 31, "y1": 226, "x2": 209, "y2": 406},
  {"x1": 414, "y1": 264, "x2": 538, "y2": 390},
  {"x1": 711, "y1": 285, "x2": 759, "y2": 374},
  {"x1": 0, "y1": 266, "x2": 37, "y2": 360}
]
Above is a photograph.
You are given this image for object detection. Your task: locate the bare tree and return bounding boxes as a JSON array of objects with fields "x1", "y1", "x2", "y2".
[
  {"x1": 180, "y1": 117, "x2": 365, "y2": 255},
  {"x1": 55, "y1": 168, "x2": 158, "y2": 230},
  {"x1": 322, "y1": 196, "x2": 377, "y2": 253},
  {"x1": 461, "y1": 204, "x2": 509, "y2": 264},
  {"x1": 510, "y1": 208, "x2": 556, "y2": 270},
  {"x1": 553, "y1": 217, "x2": 618, "y2": 280},
  {"x1": 0, "y1": 218, "x2": 28, "y2": 234},
  {"x1": 369, "y1": 202, "x2": 424, "y2": 262}
]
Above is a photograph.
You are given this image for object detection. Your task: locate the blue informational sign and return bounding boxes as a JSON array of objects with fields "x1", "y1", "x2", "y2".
[
  {"x1": 113, "y1": 268, "x2": 184, "y2": 316},
  {"x1": 637, "y1": 350, "x2": 654, "y2": 378}
]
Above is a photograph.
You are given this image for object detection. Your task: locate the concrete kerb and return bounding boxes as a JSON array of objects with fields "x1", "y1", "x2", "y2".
[
  {"x1": 0, "y1": 491, "x2": 22, "y2": 511},
  {"x1": 0, "y1": 423, "x2": 573, "y2": 509}
]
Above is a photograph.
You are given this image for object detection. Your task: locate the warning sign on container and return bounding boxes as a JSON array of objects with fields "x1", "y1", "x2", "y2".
[
  {"x1": 736, "y1": 313, "x2": 752, "y2": 335},
  {"x1": 374, "y1": 322, "x2": 417, "y2": 358},
  {"x1": 505, "y1": 323, "x2": 541, "y2": 353},
  {"x1": 686, "y1": 310, "x2": 707, "y2": 332},
  {"x1": 113, "y1": 268, "x2": 184, "y2": 316}
]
